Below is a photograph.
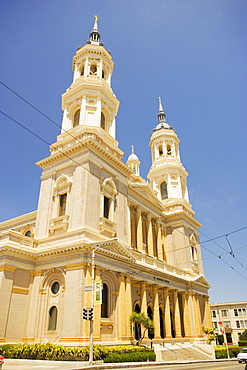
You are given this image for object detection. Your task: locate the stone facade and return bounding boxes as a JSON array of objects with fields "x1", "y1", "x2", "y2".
[{"x1": 0, "y1": 17, "x2": 212, "y2": 346}]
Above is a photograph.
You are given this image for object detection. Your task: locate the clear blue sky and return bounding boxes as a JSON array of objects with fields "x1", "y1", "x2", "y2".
[{"x1": 0, "y1": 0, "x2": 246, "y2": 304}]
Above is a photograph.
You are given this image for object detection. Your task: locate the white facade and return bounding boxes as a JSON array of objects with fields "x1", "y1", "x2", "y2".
[{"x1": 210, "y1": 301, "x2": 247, "y2": 344}]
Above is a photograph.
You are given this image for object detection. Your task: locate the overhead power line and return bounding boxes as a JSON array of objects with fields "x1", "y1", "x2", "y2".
[{"x1": 1, "y1": 82, "x2": 247, "y2": 282}]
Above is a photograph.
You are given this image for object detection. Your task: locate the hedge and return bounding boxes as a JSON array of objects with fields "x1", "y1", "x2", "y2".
[
  {"x1": 0, "y1": 343, "x2": 154, "y2": 362},
  {"x1": 239, "y1": 341, "x2": 247, "y2": 347},
  {"x1": 103, "y1": 351, "x2": 156, "y2": 363},
  {"x1": 215, "y1": 347, "x2": 242, "y2": 359}
]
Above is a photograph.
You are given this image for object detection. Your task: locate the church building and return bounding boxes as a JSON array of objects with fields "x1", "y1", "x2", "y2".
[{"x1": 0, "y1": 17, "x2": 212, "y2": 347}]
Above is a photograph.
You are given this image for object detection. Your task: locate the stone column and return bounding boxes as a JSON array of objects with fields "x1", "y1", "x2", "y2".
[
  {"x1": 192, "y1": 293, "x2": 203, "y2": 337},
  {"x1": 147, "y1": 215, "x2": 154, "y2": 256},
  {"x1": 79, "y1": 96, "x2": 87, "y2": 126},
  {"x1": 136, "y1": 208, "x2": 143, "y2": 252},
  {"x1": 164, "y1": 288, "x2": 172, "y2": 338},
  {"x1": 204, "y1": 296, "x2": 212, "y2": 328},
  {"x1": 0, "y1": 266, "x2": 16, "y2": 342},
  {"x1": 153, "y1": 285, "x2": 161, "y2": 340},
  {"x1": 157, "y1": 220, "x2": 163, "y2": 260},
  {"x1": 182, "y1": 292, "x2": 192, "y2": 337},
  {"x1": 127, "y1": 202, "x2": 132, "y2": 248},
  {"x1": 125, "y1": 275, "x2": 133, "y2": 340},
  {"x1": 84, "y1": 57, "x2": 89, "y2": 76},
  {"x1": 140, "y1": 282, "x2": 148, "y2": 340},
  {"x1": 118, "y1": 273, "x2": 126, "y2": 340},
  {"x1": 174, "y1": 290, "x2": 182, "y2": 338}
]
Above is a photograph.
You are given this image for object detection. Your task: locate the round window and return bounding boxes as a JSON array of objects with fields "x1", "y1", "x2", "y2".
[{"x1": 51, "y1": 282, "x2": 60, "y2": 294}]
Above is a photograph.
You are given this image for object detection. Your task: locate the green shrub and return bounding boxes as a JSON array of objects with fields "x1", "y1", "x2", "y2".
[
  {"x1": 239, "y1": 341, "x2": 247, "y2": 347},
  {"x1": 216, "y1": 335, "x2": 224, "y2": 345},
  {"x1": 103, "y1": 351, "x2": 156, "y2": 363},
  {"x1": 215, "y1": 349, "x2": 236, "y2": 359},
  {"x1": 0, "y1": 343, "x2": 153, "y2": 362}
]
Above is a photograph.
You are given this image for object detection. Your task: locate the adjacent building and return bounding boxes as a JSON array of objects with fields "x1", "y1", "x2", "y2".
[
  {"x1": 210, "y1": 302, "x2": 247, "y2": 344},
  {"x1": 0, "y1": 17, "x2": 212, "y2": 346}
]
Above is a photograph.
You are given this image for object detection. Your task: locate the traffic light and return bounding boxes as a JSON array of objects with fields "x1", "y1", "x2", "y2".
[
  {"x1": 82, "y1": 307, "x2": 94, "y2": 320},
  {"x1": 88, "y1": 308, "x2": 93, "y2": 320}
]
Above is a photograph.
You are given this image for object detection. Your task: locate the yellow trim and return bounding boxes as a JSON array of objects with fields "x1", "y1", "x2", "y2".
[
  {"x1": 65, "y1": 262, "x2": 86, "y2": 271},
  {"x1": 0, "y1": 265, "x2": 17, "y2": 272},
  {"x1": 12, "y1": 287, "x2": 29, "y2": 295}
]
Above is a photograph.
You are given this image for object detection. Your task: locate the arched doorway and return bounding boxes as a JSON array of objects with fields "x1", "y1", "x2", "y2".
[
  {"x1": 134, "y1": 304, "x2": 141, "y2": 341},
  {"x1": 170, "y1": 309, "x2": 175, "y2": 338},
  {"x1": 147, "y1": 306, "x2": 154, "y2": 340},
  {"x1": 159, "y1": 307, "x2": 164, "y2": 339}
]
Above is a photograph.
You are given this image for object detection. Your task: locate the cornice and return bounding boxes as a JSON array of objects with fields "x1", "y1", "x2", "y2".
[{"x1": 72, "y1": 44, "x2": 114, "y2": 71}]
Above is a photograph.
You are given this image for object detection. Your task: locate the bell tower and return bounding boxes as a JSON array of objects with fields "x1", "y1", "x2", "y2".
[
  {"x1": 147, "y1": 97, "x2": 190, "y2": 206},
  {"x1": 61, "y1": 16, "x2": 119, "y2": 139}
]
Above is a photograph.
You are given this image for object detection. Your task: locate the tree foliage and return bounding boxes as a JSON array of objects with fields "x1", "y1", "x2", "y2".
[
  {"x1": 239, "y1": 330, "x2": 247, "y2": 341},
  {"x1": 130, "y1": 312, "x2": 154, "y2": 345}
]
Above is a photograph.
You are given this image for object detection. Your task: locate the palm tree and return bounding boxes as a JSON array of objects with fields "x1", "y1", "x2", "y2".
[{"x1": 130, "y1": 312, "x2": 154, "y2": 346}]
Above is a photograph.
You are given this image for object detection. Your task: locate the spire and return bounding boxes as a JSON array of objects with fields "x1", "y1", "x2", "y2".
[
  {"x1": 126, "y1": 145, "x2": 140, "y2": 175},
  {"x1": 87, "y1": 15, "x2": 104, "y2": 46},
  {"x1": 158, "y1": 97, "x2": 166, "y2": 123},
  {"x1": 154, "y1": 97, "x2": 172, "y2": 131}
]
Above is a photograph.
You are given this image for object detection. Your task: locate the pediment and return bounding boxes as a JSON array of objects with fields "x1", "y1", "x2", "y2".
[
  {"x1": 191, "y1": 274, "x2": 211, "y2": 288},
  {"x1": 91, "y1": 238, "x2": 135, "y2": 262}
]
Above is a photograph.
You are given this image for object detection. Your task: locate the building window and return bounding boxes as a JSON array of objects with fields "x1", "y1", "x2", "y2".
[
  {"x1": 101, "y1": 283, "x2": 108, "y2": 318},
  {"x1": 191, "y1": 246, "x2": 197, "y2": 261},
  {"x1": 73, "y1": 109, "x2": 80, "y2": 127},
  {"x1": 223, "y1": 321, "x2": 230, "y2": 328},
  {"x1": 51, "y1": 282, "x2": 60, "y2": 295},
  {"x1": 160, "y1": 181, "x2": 168, "y2": 200},
  {"x1": 48, "y1": 306, "x2": 58, "y2": 330},
  {"x1": 24, "y1": 230, "x2": 31, "y2": 237},
  {"x1": 167, "y1": 144, "x2": 172, "y2": 155},
  {"x1": 103, "y1": 196, "x2": 110, "y2": 219},
  {"x1": 101, "y1": 112, "x2": 106, "y2": 130},
  {"x1": 59, "y1": 193, "x2": 67, "y2": 216},
  {"x1": 158, "y1": 145, "x2": 163, "y2": 156},
  {"x1": 211, "y1": 310, "x2": 216, "y2": 318},
  {"x1": 221, "y1": 310, "x2": 228, "y2": 317},
  {"x1": 213, "y1": 321, "x2": 218, "y2": 328},
  {"x1": 236, "y1": 320, "x2": 247, "y2": 328}
]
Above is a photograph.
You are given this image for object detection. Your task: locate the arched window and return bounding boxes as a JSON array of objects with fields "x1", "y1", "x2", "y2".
[
  {"x1": 101, "y1": 283, "x2": 108, "y2": 318},
  {"x1": 102, "y1": 69, "x2": 105, "y2": 79},
  {"x1": 159, "y1": 307, "x2": 165, "y2": 339},
  {"x1": 160, "y1": 181, "x2": 168, "y2": 200},
  {"x1": 73, "y1": 109, "x2": 80, "y2": 127},
  {"x1": 48, "y1": 306, "x2": 58, "y2": 330},
  {"x1": 90, "y1": 64, "x2": 97, "y2": 75},
  {"x1": 158, "y1": 145, "x2": 163, "y2": 156},
  {"x1": 59, "y1": 193, "x2": 67, "y2": 216},
  {"x1": 147, "y1": 306, "x2": 154, "y2": 339},
  {"x1": 101, "y1": 112, "x2": 106, "y2": 130},
  {"x1": 24, "y1": 230, "x2": 31, "y2": 237},
  {"x1": 167, "y1": 144, "x2": 172, "y2": 156},
  {"x1": 81, "y1": 66, "x2": 84, "y2": 76},
  {"x1": 134, "y1": 304, "x2": 141, "y2": 341}
]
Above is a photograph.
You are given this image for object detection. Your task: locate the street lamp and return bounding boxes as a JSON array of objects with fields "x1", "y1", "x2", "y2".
[{"x1": 88, "y1": 238, "x2": 117, "y2": 366}]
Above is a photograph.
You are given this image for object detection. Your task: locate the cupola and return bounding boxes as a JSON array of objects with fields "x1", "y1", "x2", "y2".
[{"x1": 126, "y1": 145, "x2": 140, "y2": 176}]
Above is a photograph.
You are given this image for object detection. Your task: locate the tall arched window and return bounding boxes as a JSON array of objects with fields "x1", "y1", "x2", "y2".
[
  {"x1": 159, "y1": 307, "x2": 165, "y2": 339},
  {"x1": 160, "y1": 181, "x2": 168, "y2": 200},
  {"x1": 73, "y1": 109, "x2": 80, "y2": 127},
  {"x1": 101, "y1": 112, "x2": 106, "y2": 130},
  {"x1": 48, "y1": 306, "x2": 58, "y2": 330},
  {"x1": 134, "y1": 304, "x2": 141, "y2": 341},
  {"x1": 147, "y1": 306, "x2": 154, "y2": 339},
  {"x1": 101, "y1": 283, "x2": 108, "y2": 318}
]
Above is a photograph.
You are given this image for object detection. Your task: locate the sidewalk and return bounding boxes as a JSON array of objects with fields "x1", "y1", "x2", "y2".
[{"x1": 2, "y1": 357, "x2": 237, "y2": 370}]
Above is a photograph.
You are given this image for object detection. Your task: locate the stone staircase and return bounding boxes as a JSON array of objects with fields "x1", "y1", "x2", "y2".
[{"x1": 154, "y1": 343, "x2": 215, "y2": 362}]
